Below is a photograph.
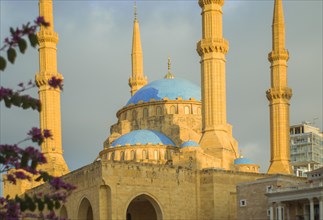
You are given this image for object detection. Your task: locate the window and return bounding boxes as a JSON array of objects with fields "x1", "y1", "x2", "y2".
[
  {"x1": 240, "y1": 199, "x2": 247, "y2": 207},
  {"x1": 111, "y1": 152, "x2": 115, "y2": 161},
  {"x1": 154, "y1": 150, "x2": 158, "y2": 160},
  {"x1": 142, "y1": 150, "x2": 148, "y2": 159},
  {"x1": 184, "y1": 106, "x2": 190, "y2": 114},
  {"x1": 156, "y1": 106, "x2": 162, "y2": 115},
  {"x1": 132, "y1": 110, "x2": 137, "y2": 120},
  {"x1": 266, "y1": 185, "x2": 273, "y2": 192},
  {"x1": 143, "y1": 108, "x2": 148, "y2": 118},
  {"x1": 120, "y1": 151, "x2": 125, "y2": 161},
  {"x1": 170, "y1": 105, "x2": 176, "y2": 114},
  {"x1": 131, "y1": 150, "x2": 135, "y2": 160}
]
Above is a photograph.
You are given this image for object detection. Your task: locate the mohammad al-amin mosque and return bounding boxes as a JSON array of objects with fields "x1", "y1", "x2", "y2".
[{"x1": 4, "y1": 0, "x2": 305, "y2": 219}]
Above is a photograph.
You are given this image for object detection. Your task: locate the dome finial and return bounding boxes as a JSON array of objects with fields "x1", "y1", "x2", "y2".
[{"x1": 164, "y1": 56, "x2": 175, "y2": 79}]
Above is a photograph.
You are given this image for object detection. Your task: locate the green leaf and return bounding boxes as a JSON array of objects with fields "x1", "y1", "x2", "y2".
[
  {"x1": 21, "y1": 153, "x2": 29, "y2": 168},
  {"x1": 38, "y1": 200, "x2": 45, "y2": 211},
  {"x1": 28, "y1": 33, "x2": 38, "y2": 47},
  {"x1": 11, "y1": 93, "x2": 22, "y2": 107},
  {"x1": 54, "y1": 200, "x2": 61, "y2": 209},
  {"x1": 18, "y1": 38, "x2": 27, "y2": 54},
  {"x1": 7, "y1": 48, "x2": 17, "y2": 64},
  {"x1": 0, "y1": 56, "x2": 6, "y2": 71},
  {"x1": 47, "y1": 200, "x2": 54, "y2": 211},
  {"x1": 10, "y1": 27, "x2": 15, "y2": 34},
  {"x1": 4, "y1": 96, "x2": 12, "y2": 108}
]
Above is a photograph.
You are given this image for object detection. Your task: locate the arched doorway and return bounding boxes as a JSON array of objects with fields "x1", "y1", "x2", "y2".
[
  {"x1": 126, "y1": 194, "x2": 162, "y2": 220},
  {"x1": 77, "y1": 197, "x2": 94, "y2": 220}
]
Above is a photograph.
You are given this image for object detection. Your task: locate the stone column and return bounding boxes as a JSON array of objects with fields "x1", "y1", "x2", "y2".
[
  {"x1": 269, "y1": 205, "x2": 274, "y2": 220},
  {"x1": 309, "y1": 198, "x2": 314, "y2": 220},
  {"x1": 277, "y1": 202, "x2": 283, "y2": 220}
]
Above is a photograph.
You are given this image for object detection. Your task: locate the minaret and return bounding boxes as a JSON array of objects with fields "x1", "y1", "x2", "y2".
[
  {"x1": 35, "y1": 0, "x2": 69, "y2": 176},
  {"x1": 197, "y1": 0, "x2": 238, "y2": 170},
  {"x1": 129, "y1": 2, "x2": 147, "y2": 96},
  {"x1": 267, "y1": 0, "x2": 292, "y2": 174}
]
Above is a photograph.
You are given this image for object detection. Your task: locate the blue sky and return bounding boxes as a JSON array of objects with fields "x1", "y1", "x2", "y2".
[{"x1": 1, "y1": 0, "x2": 322, "y2": 173}]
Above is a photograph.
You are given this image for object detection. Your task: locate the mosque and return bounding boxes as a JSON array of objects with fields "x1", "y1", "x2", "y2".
[{"x1": 4, "y1": 0, "x2": 307, "y2": 219}]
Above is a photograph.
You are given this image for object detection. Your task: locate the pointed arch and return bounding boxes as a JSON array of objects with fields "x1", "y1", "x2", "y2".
[
  {"x1": 126, "y1": 193, "x2": 163, "y2": 220},
  {"x1": 77, "y1": 197, "x2": 94, "y2": 220}
]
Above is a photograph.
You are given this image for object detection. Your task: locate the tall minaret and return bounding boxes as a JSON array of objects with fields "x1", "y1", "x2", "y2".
[
  {"x1": 197, "y1": 0, "x2": 238, "y2": 170},
  {"x1": 35, "y1": 0, "x2": 69, "y2": 176},
  {"x1": 267, "y1": 0, "x2": 292, "y2": 174},
  {"x1": 129, "y1": 2, "x2": 147, "y2": 96}
]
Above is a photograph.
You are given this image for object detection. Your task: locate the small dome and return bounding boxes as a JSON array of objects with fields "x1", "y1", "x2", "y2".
[
  {"x1": 111, "y1": 130, "x2": 175, "y2": 147},
  {"x1": 126, "y1": 78, "x2": 201, "y2": 106},
  {"x1": 234, "y1": 157, "x2": 255, "y2": 165},
  {"x1": 181, "y1": 140, "x2": 200, "y2": 147}
]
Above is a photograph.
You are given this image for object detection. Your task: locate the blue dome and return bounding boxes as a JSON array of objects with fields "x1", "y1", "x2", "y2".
[
  {"x1": 111, "y1": 130, "x2": 175, "y2": 147},
  {"x1": 234, "y1": 158, "x2": 255, "y2": 165},
  {"x1": 126, "y1": 78, "x2": 201, "y2": 105},
  {"x1": 181, "y1": 140, "x2": 200, "y2": 147}
]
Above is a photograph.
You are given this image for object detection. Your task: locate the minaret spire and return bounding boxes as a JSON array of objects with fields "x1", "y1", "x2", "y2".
[
  {"x1": 267, "y1": 0, "x2": 292, "y2": 174},
  {"x1": 36, "y1": 0, "x2": 69, "y2": 176},
  {"x1": 129, "y1": 2, "x2": 147, "y2": 96},
  {"x1": 197, "y1": 0, "x2": 238, "y2": 170}
]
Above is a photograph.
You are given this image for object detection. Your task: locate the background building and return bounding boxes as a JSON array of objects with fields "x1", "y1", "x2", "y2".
[{"x1": 290, "y1": 122, "x2": 323, "y2": 177}]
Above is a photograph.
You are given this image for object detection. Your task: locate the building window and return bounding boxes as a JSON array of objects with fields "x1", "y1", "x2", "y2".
[
  {"x1": 267, "y1": 209, "x2": 271, "y2": 216},
  {"x1": 131, "y1": 150, "x2": 135, "y2": 160},
  {"x1": 154, "y1": 150, "x2": 158, "y2": 160},
  {"x1": 170, "y1": 105, "x2": 176, "y2": 114},
  {"x1": 240, "y1": 199, "x2": 247, "y2": 207},
  {"x1": 143, "y1": 108, "x2": 148, "y2": 118},
  {"x1": 132, "y1": 110, "x2": 137, "y2": 120},
  {"x1": 142, "y1": 150, "x2": 149, "y2": 159},
  {"x1": 266, "y1": 185, "x2": 273, "y2": 192},
  {"x1": 184, "y1": 106, "x2": 190, "y2": 114},
  {"x1": 120, "y1": 151, "x2": 125, "y2": 161},
  {"x1": 156, "y1": 106, "x2": 162, "y2": 115},
  {"x1": 111, "y1": 152, "x2": 115, "y2": 161}
]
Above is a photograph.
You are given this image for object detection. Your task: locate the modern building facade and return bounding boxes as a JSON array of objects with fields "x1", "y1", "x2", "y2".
[{"x1": 290, "y1": 122, "x2": 323, "y2": 177}]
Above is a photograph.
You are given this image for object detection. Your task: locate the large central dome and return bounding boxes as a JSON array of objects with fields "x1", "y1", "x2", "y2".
[{"x1": 126, "y1": 78, "x2": 201, "y2": 106}]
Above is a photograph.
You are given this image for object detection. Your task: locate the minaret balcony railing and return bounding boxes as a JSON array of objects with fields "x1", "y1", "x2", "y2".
[
  {"x1": 196, "y1": 38, "x2": 229, "y2": 56},
  {"x1": 268, "y1": 49, "x2": 289, "y2": 62},
  {"x1": 266, "y1": 87, "x2": 292, "y2": 101},
  {"x1": 198, "y1": 0, "x2": 224, "y2": 7}
]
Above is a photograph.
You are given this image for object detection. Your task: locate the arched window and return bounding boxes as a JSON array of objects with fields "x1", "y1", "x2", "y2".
[
  {"x1": 111, "y1": 152, "x2": 115, "y2": 161},
  {"x1": 142, "y1": 150, "x2": 146, "y2": 160},
  {"x1": 143, "y1": 108, "x2": 148, "y2": 118},
  {"x1": 170, "y1": 105, "x2": 176, "y2": 114},
  {"x1": 184, "y1": 106, "x2": 190, "y2": 114},
  {"x1": 131, "y1": 150, "x2": 136, "y2": 160},
  {"x1": 156, "y1": 106, "x2": 162, "y2": 116},
  {"x1": 120, "y1": 151, "x2": 125, "y2": 161},
  {"x1": 123, "y1": 112, "x2": 127, "y2": 120},
  {"x1": 154, "y1": 150, "x2": 158, "y2": 160},
  {"x1": 132, "y1": 110, "x2": 137, "y2": 120}
]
